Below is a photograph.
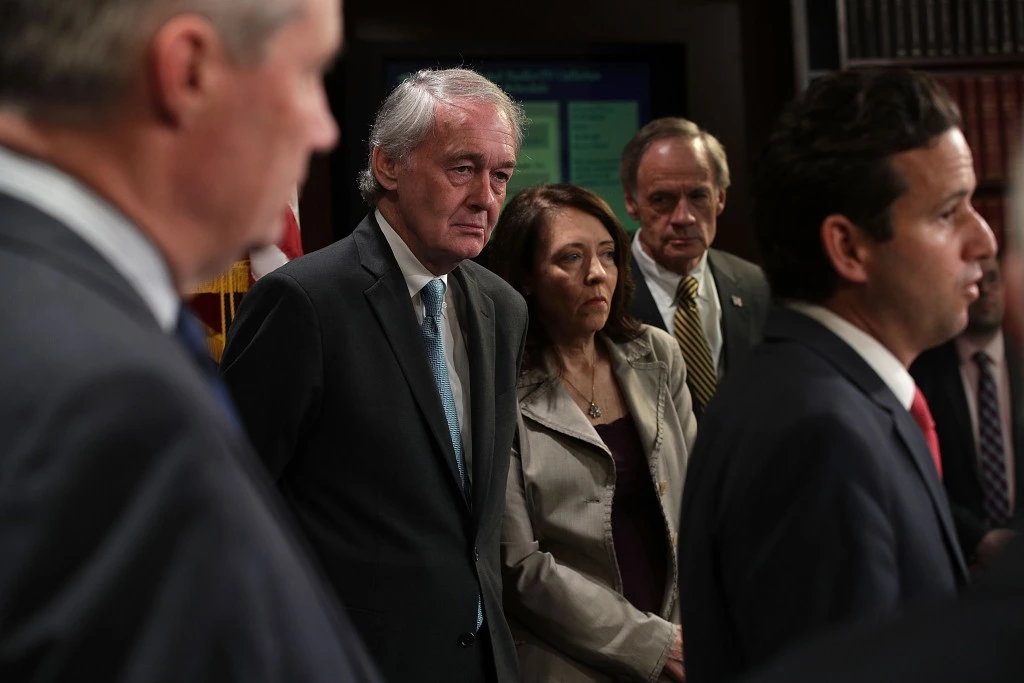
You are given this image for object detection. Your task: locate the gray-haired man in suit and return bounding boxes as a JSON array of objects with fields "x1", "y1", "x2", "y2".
[
  {"x1": 620, "y1": 118, "x2": 769, "y2": 418},
  {"x1": 222, "y1": 67, "x2": 529, "y2": 683}
]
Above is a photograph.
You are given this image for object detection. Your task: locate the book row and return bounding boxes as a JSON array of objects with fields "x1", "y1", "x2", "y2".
[
  {"x1": 934, "y1": 72, "x2": 1023, "y2": 182},
  {"x1": 845, "y1": 0, "x2": 1024, "y2": 60}
]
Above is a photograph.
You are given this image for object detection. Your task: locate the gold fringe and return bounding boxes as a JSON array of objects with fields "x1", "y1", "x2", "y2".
[{"x1": 193, "y1": 260, "x2": 251, "y2": 363}]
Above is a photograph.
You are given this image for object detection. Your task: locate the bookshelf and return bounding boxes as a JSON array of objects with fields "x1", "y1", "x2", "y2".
[{"x1": 793, "y1": 0, "x2": 1024, "y2": 247}]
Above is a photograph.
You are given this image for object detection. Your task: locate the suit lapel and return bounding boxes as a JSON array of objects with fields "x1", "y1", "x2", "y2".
[
  {"x1": 709, "y1": 249, "x2": 752, "y2": 373},
  {"x1": 771, "y1": 309, "x2": 969, "y2": 582},
  {"x1": 890, "y1": 402, "x2": 970, "y2": 582},
  {"x1": 629, "y1": 253, "x2": 667, "y2": 331},
  {"x1": 606, "y1": 336, "x2": 664, "y2": 463},
  {"x1": 0, "y1": 192, "x2": 159, "y2": 329},
  {"x1": 451, "y1": 266, "x2": 496, "y2": 516},
  {"x1": 356, "y1": 217, "x2": 469, "y2": 508}
]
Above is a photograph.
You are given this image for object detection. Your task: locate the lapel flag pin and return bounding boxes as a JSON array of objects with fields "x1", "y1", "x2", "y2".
[{"x1": 731, "y1": 295, "x2": 744, "y2": 307}]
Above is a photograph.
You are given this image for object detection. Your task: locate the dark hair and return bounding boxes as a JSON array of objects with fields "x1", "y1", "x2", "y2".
[
  {"x1": 483, "y1": 183, "x2": 642, "y2": 371},
  {"x1": 619, "y1": 117, "x2": 730, "y2": 198},
  {"x1": 755, "y1": 68, "x2": 961, "y2": 303}
]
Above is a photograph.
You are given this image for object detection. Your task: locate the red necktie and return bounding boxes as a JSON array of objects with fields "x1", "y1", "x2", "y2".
[{"x1": 910, "y1": 387, "x2": 943, "y2": 480}]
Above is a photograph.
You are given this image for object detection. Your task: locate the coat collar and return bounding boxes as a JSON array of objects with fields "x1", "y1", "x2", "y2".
[{"x1": 518, "y1": 332, "x2": 667, "y2": 462}]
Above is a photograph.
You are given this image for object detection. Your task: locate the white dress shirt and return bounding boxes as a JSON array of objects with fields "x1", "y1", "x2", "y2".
[
  {"x1": 788, "y1": 302, "x2": 916, "y2": 411},
  {"x1": 955, "y1": 331, "x2": 1016, "y2": 508},
  {"x1": 631, "y1": 232, "x2": 724, "y2": 375},
  {"x1": 376, "y1": 209, "x2": 473, "y2": 475},
  {"x1": 0, "y1": 145, "x2": 178, "y2": 331}
]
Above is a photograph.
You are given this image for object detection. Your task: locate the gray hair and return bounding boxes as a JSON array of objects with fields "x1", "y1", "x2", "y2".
[
  {"x1": 357, "y1": 67, "x2": 527, "y2": 206},
  {"x1": 0, "y1": 0, "x2": 299, "y2": 123},
  {"x1": 619, "y1": 117, "x2": 731, "y2": 197}
]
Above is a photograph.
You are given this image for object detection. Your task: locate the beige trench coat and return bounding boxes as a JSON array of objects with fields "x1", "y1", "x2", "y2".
[{"x1": 501, "y1": 326, "x2": 698, "y2": 682}]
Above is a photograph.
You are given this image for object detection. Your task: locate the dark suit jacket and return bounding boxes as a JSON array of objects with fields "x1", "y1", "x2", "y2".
[
  {"x1": 677, "y1": 307, "x2": 968, "y2": 683},
  {"x1": 630, "y1": 247, "x2": 770, "y2": 374},
  {"x1": 221, "y1": 213, "x2": 529, "y2": 683},
  {"x1": 0, "y1": 192, "x2": 379, "y2": 682},
  {"x1": 741, "y1": 521, "x2": 1024, "y2": 683},
  {"x1": 911, "y1": 338, "x2": 1024, "y2": 554}
]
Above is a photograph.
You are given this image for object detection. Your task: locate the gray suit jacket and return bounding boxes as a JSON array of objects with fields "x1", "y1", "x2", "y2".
[
  {"x1": 630, "y1": 247, "x2": 770, "y2": 379},
  {"x1": 221, "y1": 213, "x2": 529, "y2": 683},
  {"x1": 0, "y1": 192, "x2": 379, "y2": 682},
  {"x1": 502, "y1": 326, "x2": 697, "y2": 683}
]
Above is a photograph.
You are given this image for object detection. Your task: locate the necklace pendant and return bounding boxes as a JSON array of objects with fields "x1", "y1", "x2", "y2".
[{"x1": 587, "y1": 402, "x2": 602, "y2": 419}]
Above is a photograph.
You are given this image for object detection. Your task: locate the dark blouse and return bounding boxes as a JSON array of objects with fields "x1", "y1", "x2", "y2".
[{"x1": 594, "y1": 414, "x2": 668, "y2": 615}]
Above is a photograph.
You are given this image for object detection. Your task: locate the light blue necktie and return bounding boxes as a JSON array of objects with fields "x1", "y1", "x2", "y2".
[{"x1": 420, "y1": 279, "x2": 483, "y2": 631}]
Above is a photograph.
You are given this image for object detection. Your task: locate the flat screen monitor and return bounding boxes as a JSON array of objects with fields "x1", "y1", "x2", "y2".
[{"x1": 337, "y1": 43, "x2": 687, "y2": 236}]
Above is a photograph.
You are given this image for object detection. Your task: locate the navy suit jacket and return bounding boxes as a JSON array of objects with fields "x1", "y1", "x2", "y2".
[
  {"x1": 0, "y1": 192, "x2": 379, "y2": 682},
  {"x1": 910, "y1": 338, "x2": 1024, "y2": 554},
  {"x1": 741, "y1": 520, "x2": 1024, "y2": 683},
  {"x1": 221, "y1": 213, "x2": 528, "y2": 683},
  {"x1": 678, "y1": 307, "x2": 968, "y2": 683}
]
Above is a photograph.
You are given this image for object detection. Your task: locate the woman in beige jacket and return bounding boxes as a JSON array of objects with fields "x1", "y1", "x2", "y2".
[{"x1": 484, "y1": 184, "x2": 697, "y2": 682}]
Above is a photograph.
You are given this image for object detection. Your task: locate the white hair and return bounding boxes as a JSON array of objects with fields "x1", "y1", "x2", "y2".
[{"x1": 357, "y1": 67, "x2": 527, "y2": 206}]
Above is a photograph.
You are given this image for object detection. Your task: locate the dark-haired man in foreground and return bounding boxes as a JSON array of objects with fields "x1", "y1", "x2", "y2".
[{"x1": 678, "y1": 68, "x2": 993, "y2": 682}]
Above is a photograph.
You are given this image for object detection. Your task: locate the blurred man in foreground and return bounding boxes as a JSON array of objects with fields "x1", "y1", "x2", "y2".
[{"x1": 0, "y1": 0, "x2": 379, "y2": 680}]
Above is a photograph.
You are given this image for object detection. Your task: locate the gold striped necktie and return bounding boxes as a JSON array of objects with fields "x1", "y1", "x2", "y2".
[{"x1": 673, "y1": 275, "x2": 716, "y2": 411}]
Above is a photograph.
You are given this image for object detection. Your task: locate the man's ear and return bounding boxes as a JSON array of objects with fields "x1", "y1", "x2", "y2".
[
  {"x1": 820, "y1": 214, "x2": 871, "y2": 285},
  {"x1": 715, "y1": 187, "x2": 727, "y2": 217},
  {"x1": 372, "y1": 146, "x2": 402, "y2": 191},
  {"x1": 624, "y1": 191, "x2": 639, "y2": 221},
  {"x1": 148, "y1": 15, "x2": 224, "y2": 126}
]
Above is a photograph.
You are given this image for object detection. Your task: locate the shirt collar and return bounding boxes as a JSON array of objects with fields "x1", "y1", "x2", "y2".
[
  {"x1": 0, "y1": 145, "x2": 179, "y2": 331},
  {"x1": 631, "y1": 230, "x2": 709, "y2": 300},
  {"x1": 956, "y1": 330, "x2": 1005, "y2": 367},
  {"x1": 788, "y1": 302, "x2": 916, "y2": 410},
  {"x1": 376, "y1": 208, "x2": 448, "y2": 298}
]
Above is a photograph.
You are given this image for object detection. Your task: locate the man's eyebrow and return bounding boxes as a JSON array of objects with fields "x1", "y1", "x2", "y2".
[
  {"x1": 937, "y1": 188, "x2": 970, "y2": 209},
  {"x1": 446, "y1": 151, "x2": 518, "y2": 170}
]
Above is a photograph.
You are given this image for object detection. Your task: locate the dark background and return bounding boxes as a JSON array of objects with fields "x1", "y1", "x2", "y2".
[{"x1": 299, "y1": 0, "x2": 796, "y2": 263}]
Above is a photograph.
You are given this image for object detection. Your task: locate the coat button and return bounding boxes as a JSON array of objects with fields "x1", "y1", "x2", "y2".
[
  {"x1": 458, "y1": 632, "x2": 477, "y2": 648},
  {"x1": 473, "y1": 546, "x2": 480, "y2": 562}
]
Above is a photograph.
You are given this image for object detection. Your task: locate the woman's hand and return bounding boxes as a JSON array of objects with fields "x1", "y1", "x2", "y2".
[{"x1": 662, "y1": 625, "x2": 685, "y2": 681}]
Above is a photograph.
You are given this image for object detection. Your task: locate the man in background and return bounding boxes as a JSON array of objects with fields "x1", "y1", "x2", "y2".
[
  {"x1": 222, "y1": 68, "x2": 529, "y2": 682},
  {"x1": 0, "y1": 0, "x2": 379, "y2": 680},
  {"x1": 913, "y1": 254, "x2": 1022, "y2": 571},
  {"x1": 620, "y1": 117, "x2": 769, "y2": 417},
  {"x1": 678, "y1": 69, "x2": 991, "y2": 682}
]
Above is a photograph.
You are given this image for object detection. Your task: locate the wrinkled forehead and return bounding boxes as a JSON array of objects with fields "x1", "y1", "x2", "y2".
[
  {"x1": 638, "y1": 136, "x2": 714, "y2": 185},
  {"x1": 431, "y1": 100, "x2": 514, "y2": 142}
]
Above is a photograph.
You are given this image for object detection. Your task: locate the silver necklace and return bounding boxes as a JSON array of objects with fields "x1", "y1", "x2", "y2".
[{"x1": 561, "y1": 363, "x2": 601, "y2": 419}]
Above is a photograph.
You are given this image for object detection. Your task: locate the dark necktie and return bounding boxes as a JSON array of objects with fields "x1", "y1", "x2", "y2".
[
  {"x1": 176, "y1": 308, "x2": 241, "y2": 430},
  {"x1": 672, "y1": 275, "x2": 716, "y2": 413},
  {"x1": 910, "y1": 387, "x2": 943, "y2": 480},
  {"x1": 974, "y1": 351, "x2": 1012, "y2": 526},
  {"x1": 419, "y1": 279, "x2": 483, "y2": 631}
]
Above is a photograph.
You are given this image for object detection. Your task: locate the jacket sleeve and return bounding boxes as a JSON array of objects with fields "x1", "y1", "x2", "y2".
[
  {"x1": 501, "y1": 411, "x2": 677, "y2": 682},
  {"x1": 220, "y1": 271, "x2": 324, "y2": 480}
]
